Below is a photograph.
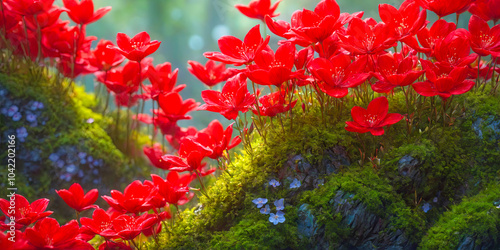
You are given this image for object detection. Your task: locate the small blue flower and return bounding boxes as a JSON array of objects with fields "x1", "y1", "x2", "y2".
[
  {"x1": 66, "y1": 164, "x2": 77, "y2": 173},
  {"x1": 1, "y1": 108, "x2": 8, "y2": 115},
  {"x1": 7, "y1": 105, "x2": 18, "y2": 117},
  {"x1": 26, "y1": 113, "x2": 37, "y2": 123},
  {"x1": 87, "y1": 155, "x2": 94, "y2": 162},
  {"x1": 56, "y1": 160, "x2": 65, "y2": 168},
  {"x1": 80, "y1": 159, "x2": 87, "y2": 164},
  {"x1": 16, "y1": 127, "x2": 28, "y2": 138},
  {"x1": 252, "y1": 198, "x2": 268, "y2": 208},
  {"x1": 290, "y1": 178, "x2": 301, "y2": 189},
  {"x1": 12, "y1": 112, "x2": 22, "y2": 121},
  {"x1": 269, "y1": 179, "x2": 280, "y2": 187},
  {"x1": 260, "y1": 204, "x2": 270, "y2": 214},
  {"x1": 49, "y1": 153, "x2": 59, "y2": 162},
  {"x1": 269, "y1": 211, "x2": 285, "y2": 225},
  {"x1": 31, "y1": 101, "x2": 44, "y2": 110},
  {"x1": 274, "y1": 198, "x2": 284, "y2": 211},
  {"x1": 92, "y1": 169, "x2": 99, "y2": 175},
  {"x1": 78, "y1": 152, "x2": 87, "y2": 159},
  {"x1": 93, "y1": 160, "x2": 100, "y2": 166},
  {"x1": 422, "y1": 203, "x2": 431, "y2": 213}
]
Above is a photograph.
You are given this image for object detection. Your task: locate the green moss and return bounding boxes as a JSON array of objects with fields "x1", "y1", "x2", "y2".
[{"x1": 420, "y1": 183, "x2": 500, "y2": 249}]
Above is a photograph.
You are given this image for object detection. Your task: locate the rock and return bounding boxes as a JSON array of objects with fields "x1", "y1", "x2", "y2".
[
  {"x1": 297, "y1": 204, "x2": 316, "y2": 238},
  {"x1": 472, "y1": 116, "x2": 500, "y2": 141},
  {"x1": 398, "y1": 155, "x2": 422, "y2": 185}
]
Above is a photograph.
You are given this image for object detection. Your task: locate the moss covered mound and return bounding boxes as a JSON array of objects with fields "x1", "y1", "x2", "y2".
[
  {"x1": 154, "y1": 88, "x2": 499, "y2": 249},
  {"x1": 0, "y1": 55, "x2": 150, "y2": 221}
]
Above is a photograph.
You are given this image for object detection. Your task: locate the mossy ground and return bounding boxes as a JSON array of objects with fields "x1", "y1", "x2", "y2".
[
  {"x1": 0, "y1": 52, "x2": 151, "y2": 222},
  {"x1": 152, "y1": 84, "x2": 499, "y2": 249}
]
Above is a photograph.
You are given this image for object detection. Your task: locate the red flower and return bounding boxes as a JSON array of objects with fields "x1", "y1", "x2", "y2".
[
  {"x1": 24, "y1": 5, "x2": 63, "y2": 30},
  {"x1": 143, "y1": 143, "x2": 171, "y2": 170},
  {"x1": 415, "y1": 19, "x2": 457, "y2": 54},
  {"x1": 265, "y1": 15, "x2": 291, "y2": 38},
  {"x1": 469, "y1": 0, "x2": 500, "y2": 23},
  {"x1": 114, "y1": 92, "x2": 140, "y2": 108},
  {"x1": 247, "y1": 42, "x2": 299, "y2": 86},
  {"x1": 112, "y1": 213, "x2": 157, "y2": 240},
  {"x1": 62, "y1": 0, "x2": 111, "y2": 25},
  {"x1": 56, "y1": 183, "x2": 98, "y2": 212},
  {"x1": 309, "y1": 54, "x2": 371, "y2": 98},
  {"x1": 434, "y1": 29, "x2": 478, "y2": 67},
  {"x1": 88, "y1": 39, "x2": 125, "y2": 72},
  {"x1": 338, "y1": 17, "x2": 397, "y2": 56},
  {"x1": 96, "y1": 61, "x2": 141, "y2": 94},
  {"x1": 416, "y1": 0, "x2": 473, "y2": 17},
  {"x1": 468, "y1": 15, "x2": 500, "y2": 57},
  {"x1": 25, "y1": 218, "x2": 93, "y2": 249},
  {"x1": 151, "y1": 172, "x2": 195, "y2": 206},
  {"x1": 235, "y1": 0, "x2": 281, "y2": 21},
  {"x1": 1, "y1": 230, "x2": 30, "y2": 250},
  {"x1": 145, "y1": 62, "x2": 185, "y2": 100},
  {"x1": 196, "y1": 120, "x2": 242, "y2": 159},
  {"x1": 80, "y1": 208, "x2": 117, "y2": 238},
  {"x1": 294, "y1": 47, "x2": 314, "y2": 70},
  {"x1": 158, "y1": 92, "x2": 199, "y2": 123},
  {"x1": 102, "y1": 180, "x2": 157, "y2": 214},
  {"x1": 4, "y1": 0, "x2": 54, "y2": 16},
  {"x1": 252, "y1": 91, "x2": 297, "y2": 117},
  {"x1": 161, "y1": 137, "x2": 213, "y2": 173},
  {"x1": 111, "y1": 31, "x2": 161, "y2": 62},
  {"x1": 198, "y1": 73, "x2": 256, "y2": 120},
  {"x1": 0, "y1": 194, "x2": 52, "y2": 228},
  {"x1": 204, "y1": 25, "x2": 270, "y2": 66},
  {"x1": 345, "y1": 96, "x2": 403, "y2": 136},
  {"x1": 379, "y1": 1, "x2": 427, "y2": 41},
  {"x1": 412, "y1": 60, "x2": 475, "y2": 100},
  {"x1": 188, "y1": 60, "x2": 239, "y2": 88},
  {"x1": 166, "y1": 126, "x2": 198, "y2": 150},
  {"x1": 371, "y1": 52, "x2": 425, "y2": 93}
]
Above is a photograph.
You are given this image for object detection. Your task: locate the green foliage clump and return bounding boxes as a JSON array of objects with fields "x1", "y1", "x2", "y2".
[{"x1": 420, "y1": 183, "x2": 500, "y2": 249}]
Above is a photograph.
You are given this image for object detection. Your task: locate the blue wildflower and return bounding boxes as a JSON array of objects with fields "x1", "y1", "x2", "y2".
[
  {"x1": 269, "y1": 211, "x2": 285, "y2": 225},
  {"x1": 274, "y1": 198, "x2": 284, "y2": 211},
  {"x1": 66, "y1": 164, "x2": 77, "y2": 173},
  {"x1": 92, "y1": 169, "x2": 99, "y2": 175},
  {"x1": 290, "y1": 178, "x2": 301, "y2": 189},
  {"x1": 7, "y1": 105, "x2": 18, "y2": 116},
  {"x1": 252, "y1": 198, "x2": 268, "y2": 208},
  {"x1": 422, "y1": 203, "x2": 431, "y2": 213},
  {"x1": 1, "y1": 108, "x2": 7, "y2": 115},
  {"x1": 31, "y1": 101, "x2": 44, "y2": 110},
  {"x1": 49, "y1": 153, "x2": 59, "y2": 162},
  {"x1": 26, "y1": 113, "x2": 37, "y2": 122},
  {"x1": 260, "y1": 204, "x2": 270, "y2": 214},
  {"x1": 269, "y1": 179, "x2": 280, "y2": 187},
  {"x1": 16, "y1": 127, "x2": 28, "y2": 141},
  {"x1": 56, "y1": 160, "x2": 65, "y2": 168},
  {"x1": 87, "y1": 155, "x2": 93, "y2": 162},
  {"x1": 12, "y1": 112, "x2": 22, "y2": 121},
  {"x1": 78, "y1": 152, "x2": 87, "y2": 159},
  {"x1": 80, "y1": 159, "x2": 87, "y2": 164}
]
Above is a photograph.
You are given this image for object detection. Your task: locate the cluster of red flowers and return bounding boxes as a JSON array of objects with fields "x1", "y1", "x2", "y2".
[
  {"x1": 0, "y1": 176, "x2": 198, "y2": 249},
  {"x1": 194, "y1": 0, "x2": 500, "y2": 136}
]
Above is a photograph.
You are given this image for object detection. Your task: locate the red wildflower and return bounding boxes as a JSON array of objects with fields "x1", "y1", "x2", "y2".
[
  {"x1": 143, "y1": 143, "x2": 171, "y2": 170},
  {"x1": 80, "y1": 208, "x2": 117, "y2": 238},
  {"x1": 96, "y1": 61, "x2": 141, "y2": 94},
  {"x1": 412, "y1": 60, "x2": 475, "y2": 100},
  {"x1": 371, "y1": 52, "x2": 425, "y2": 93},
  {"x1": 102, "y1": 180, "x2": 157, "y2": 214},
  {"x1": 415, "y1": 19, "x2": 457, "y2": 54},
  {"x1": 196, "y1": 120, "x2": 242, "y2": 159},
  {"x1": 345, "y1": 96, "x2": 403, "y2": 136},
  {"x1": 188, "y1": 60, "x2": 239, "y2": 88},
  {"x1": 379, "y1": 1, "x2": 427, "y2": 41},
  {"x1": 62, "y1": 0, "x2": 111, "y2": 25},
  {"x1": 338, "y1": 17, "x2": 396, "y2": 56},
  {"x1": 235, "y1": 0, "x2": 282, "y2": 21},
  {"x1": 434, "y1": 29, "x2": 478, "y2": 67},
  {"x1": 294, "y1": 47, "x2": 314, "y2": 70},
  {"x1": 469, "y1": 0, "x2": 500, "y2": 23},
  {"x1": 198, "y1": 73, "x2": 256, "y2": 120},
  {"x1": 99, "y1": 241, "x2": 132, "y2": 250},
  {"x1": 416, "y1": 0, "x2": 473, "y2": 18},
  {"x1": 204, "y1": 25, "x2": 270, "y2": 66},
  {"x1": 265, "y1": 15, "x2": 291, "y2": 38},
  {"x1": 309, "y1": 54, "x2": 371, "y2": 98},
  {"x1": 145, "y1": 62, "x2": 185, "y2": 100},
  {"x1": 4, "y1": 0, "x2": 54, "y2": 16},
  {"x1": 25, "y1": 218, "x2": 93, "y2": 250},
  {"x1": 56, "y1": 183, "x2": 98, "y2": 212},
  {"x1": 158, "y1": 92, "x2": 199, "y2": 123},
  {"x1": 161, "y1": 137, "x2": 213, "y2": 173},
  {"x1": 111, "y1": 31, "x2": 161, "y2": 62},
  {"x1": 114, "y1": 92, "x2": 140, "y2": 108},
  {"x1": 24, "y1": 5, "x2": 63, "y2": 30},
  {"x1": 88, "y1": 39, "x2": 125, "y2": 72},
  {"x1": 468, "y1": 15, "x2": 500, "y2": 57},
  {"x1": 247, "y1": 42, "x2": 299, "y2": 86},
  {"x1": 0, "y1": 195, "x2": 52, "y2": 228},
  {"x1": 112, "y1": 213, "x2": 157, "y2": 240},
  {"x1": 166, "y1": 126, "x2": 198, "y2": 150},
  {"x1": 0, "y1": 230, "x2": 30, "y2": 250},
  {"x1": 151, "y1": 172, "x2": 195, "y2": 206},
  {"x1": 252, "y1": 91, "x2": 297, "y2": 117}
]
